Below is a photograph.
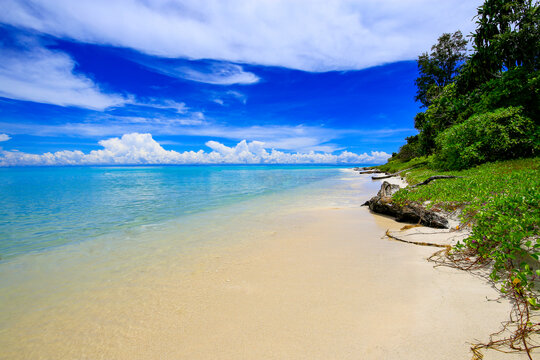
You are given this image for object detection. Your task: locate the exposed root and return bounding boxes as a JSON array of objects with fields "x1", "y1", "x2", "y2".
[
  {"x1": 385, "y1": 228, "x2": 539, "y2": 358},
  {"x1": 428, "y1": 248, "x2": 540, "y2": 359},
  {"x1": 384, "y1": 229, "x2": 450, "y2": 249}
]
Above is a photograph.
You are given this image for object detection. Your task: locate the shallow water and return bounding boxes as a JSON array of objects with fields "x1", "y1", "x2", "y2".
[
  {"x1": 0, "y1": 165, "x2": 344, "y2": 259},
  {"x1": 0, "y1": 166, "x2": 377, "y2": 357}
]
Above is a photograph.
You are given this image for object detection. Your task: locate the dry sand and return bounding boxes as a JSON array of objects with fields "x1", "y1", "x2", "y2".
[{"x1": 1, "y1": 175, "x2": 534, "y2": 359}]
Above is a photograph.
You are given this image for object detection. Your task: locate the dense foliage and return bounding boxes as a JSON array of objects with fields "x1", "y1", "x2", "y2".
[
  {"x1": 458, "y1": 0, "x2": 540, "y2": 92},
  {"x1": 392, "y1": 0, "x2": 539, "y2": 164},
  {"x1": 434, "y1": 106, "x2": 539, "y2": 170}
]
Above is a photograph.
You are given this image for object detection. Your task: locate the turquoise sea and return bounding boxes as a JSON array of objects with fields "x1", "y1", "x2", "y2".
[{"x1": 0, "y1": 165, "x2": 354, "y2": 260}]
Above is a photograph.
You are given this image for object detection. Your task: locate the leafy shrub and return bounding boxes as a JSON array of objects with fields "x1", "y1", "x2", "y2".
[
  {"x1": 470, "y1": 68, "x2": 540, "y2": 119},
  {"x1": 393, "y1": 135, "x2": 422, "y2": 161},
  {"x1": 434, "y1": 107, "x2": 539, "y2": 170},
  {"x1": 414, "y1": 83, "x2": 473, "y2": 155}
]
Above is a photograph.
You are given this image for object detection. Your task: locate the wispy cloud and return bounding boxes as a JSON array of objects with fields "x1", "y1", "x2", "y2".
[
  {"x1": 0, "y1": 0, "x2": 481, "y2": 71},
  {"x1": 226, "y1": 90, "x2": 247, "y2": 104},
  {"x1": 0, "y1": 118, "x2": 413, "y2": 152},
  {"x1": 0, "y1": 134, "x2": 11, "y2": 142},
  {"x1": 129, "y1": 99, "x2": 189, "y2": 113},
  {"x1": 0, "y1": 37, "x2": 126, "y2": 110},
  {"x1": 0, "y1": 133, "x2": 391, "y2": 166},
  {"x1": 173, "y1": 63, "x2": 259, "y2": 85},
  {"x1": 137, "y1": 59, "x2": 260, "y2": 85},
  {"x1": 212, "y1": 90, "x2": 248, "y2": 106}
]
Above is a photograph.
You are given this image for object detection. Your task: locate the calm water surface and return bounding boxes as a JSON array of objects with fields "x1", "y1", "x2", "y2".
[{"x1": 0, "y1": 165, "x2": 352, "y2": 260}]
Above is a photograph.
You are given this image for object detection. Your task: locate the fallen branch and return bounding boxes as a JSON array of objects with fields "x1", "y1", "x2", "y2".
[
  {"x1": 385, "y1": 229, "x2": 450, "y2": 249},
  {"x1": 411, "y1": 175, "x2": 461, "y2": 188},
  {"x1": 372, "y1": 166, "x2": 416, "y2": 180},
  {"x1": 358, "y1": 169, "x2": 384, "y2": 174}
]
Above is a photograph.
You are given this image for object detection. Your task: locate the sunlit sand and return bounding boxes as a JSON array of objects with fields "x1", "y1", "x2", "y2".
[{"x1": 0, "y1": 173, "x2": 526, "y2": 359}]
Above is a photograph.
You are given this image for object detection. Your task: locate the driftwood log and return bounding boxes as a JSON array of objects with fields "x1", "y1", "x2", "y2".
[
  {"x1": 363, "y1": 181, "x2": 449, "y2": 228},
  {"x1": 358, "y1": 169, "x2": 384, "y2": 174},
  {"x1": 371, "y1": 166, "x2": 416, "y2": 180},
  {"x1": 410, "y1": 175, "x2": 461, "y2": 188}
]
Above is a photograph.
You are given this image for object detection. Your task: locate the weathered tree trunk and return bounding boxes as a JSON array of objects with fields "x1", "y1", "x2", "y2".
[{"x1": 363, "y1": 181, "x2": 449, "y2": 228}]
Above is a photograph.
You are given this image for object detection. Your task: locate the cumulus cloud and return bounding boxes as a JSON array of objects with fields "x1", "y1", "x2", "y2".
[
  {"x1": 0, "y1": 40, "x2": 126, "y2": 110},
  {"x1": 0, "y1": 134, "x2": 11, "y2": 142},
  {"x1": 1, "y1": 0, "x2": 481, "y2": 71},
  {"x1": 0, "y1": 133, "x2": 391, "y2": 166}
]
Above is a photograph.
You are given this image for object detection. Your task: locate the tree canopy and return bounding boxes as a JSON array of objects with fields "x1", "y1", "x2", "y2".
[
  {"x1": 414, "y1": 31, "x2": 467, "y2": 108},
  {"x1": 392, "y1": 0, "x2": 539, "y2": 167}
]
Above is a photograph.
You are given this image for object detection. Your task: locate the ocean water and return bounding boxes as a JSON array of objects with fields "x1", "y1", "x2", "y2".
[
  {"x1": 0, "y1": 165, "x2": 387, "y2": 358},
  {"x1": 0, "y1": 165, "x2": 353, "y2": 260}
]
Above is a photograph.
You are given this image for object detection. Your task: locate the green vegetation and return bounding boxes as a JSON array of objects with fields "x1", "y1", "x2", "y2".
[
  {"x1": 378, "y1": 1, "x2": 540, "y2": 355},
  {"x1": 392, "y1": 0, "x2": 539, "y2": 164},
  {"x1": 382, "y1": 157, "x2": 540, "y2": 292},
  {"x1": 414, "y1": 31, "x2": 467, "y2": 108},
  {"x1": 434, "y1": 106, "x2": 539, "y2": 170},
  {"x1": 377, "y1": 157, "x2": 540, "y2": 355}
]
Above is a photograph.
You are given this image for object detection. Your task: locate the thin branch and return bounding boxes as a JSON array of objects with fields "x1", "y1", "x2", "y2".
[
  {"x1": 371, "y1": 166, "x2": 416, "y2": 180},
  {"x1": 385, "y1": 229, "x2": 450, "y2": 249}
]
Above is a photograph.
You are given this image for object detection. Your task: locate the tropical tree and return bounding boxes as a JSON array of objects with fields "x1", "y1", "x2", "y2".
[
  {"x1": 414, "y1": 31, "x2": 468, "y2": 108},
  {"x1": 458, "y1": 0, "x2": 540, "y2": 92}
]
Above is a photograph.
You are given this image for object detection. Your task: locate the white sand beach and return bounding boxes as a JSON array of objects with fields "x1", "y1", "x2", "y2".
[{"x1": 0, "y1": 173, "x2": 532, "y2": 359}]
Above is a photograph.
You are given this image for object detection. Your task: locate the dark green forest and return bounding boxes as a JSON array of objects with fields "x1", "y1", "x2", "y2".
[{"x1": 391, "y1": 0, "x2": 539, "y2": 170}]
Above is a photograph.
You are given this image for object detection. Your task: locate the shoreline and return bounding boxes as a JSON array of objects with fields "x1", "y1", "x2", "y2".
[
  {"x1": 364, "y1": 170, "x2": 537, "y2": 359},
  {"x1": 0, "y1": 170, "x2": 529, "y2": 359},
  {"x1": 366, "y1": 172, "x2": 469, "y2": 247}
]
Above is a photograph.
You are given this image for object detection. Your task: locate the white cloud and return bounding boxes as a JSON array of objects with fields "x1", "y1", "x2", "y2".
[
  {"x1": 226, "y1": 90, "x2": 247, "y2": 104},
  {"x1": 0, "y1": 134, "x2": 11, "y2": 142},
  {"x1": 140, "y1": 61, "x2": 259, "y2": 85},
  {"x1": 211, "y1": 90, "x2": 247, "y2": 106},
  {"x1": 0, "y1": 132, "x2": 391, "y2": 166},
  {"x1": 1, "y1": 0, "x2": 482, "y2": 71},
  {"x1": 0, "y1": 120, "x2": 414, "y2": 153},
  {"x1": 129, "y1": 99, "x2": 189, "y2": 113},
  {"x1": 0, "y1": 40, "x2": 126, "y2": 110}
]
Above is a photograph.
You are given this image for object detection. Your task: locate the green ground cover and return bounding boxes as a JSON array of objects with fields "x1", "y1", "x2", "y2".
[
  {"x1": 376, "y1": 157, "x2": 540, "y2": 355},
  {"x1": 377, "y1": 157, "x2": 540, "y2": 311}
]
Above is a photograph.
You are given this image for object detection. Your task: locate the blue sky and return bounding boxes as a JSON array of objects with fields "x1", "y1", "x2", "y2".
[{"x1": 0, "y1": 0, "x2": 481, "y2": 165}]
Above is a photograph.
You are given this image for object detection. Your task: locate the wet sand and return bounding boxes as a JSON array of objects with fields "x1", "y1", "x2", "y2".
[{"x1": 0, "y1": 174, "x2": 532, "y2": 359}]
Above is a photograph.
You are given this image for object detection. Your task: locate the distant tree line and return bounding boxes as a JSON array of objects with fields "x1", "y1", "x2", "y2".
[{"x1": 392, "y1": 0, "x2": 539, "y2": 170}]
